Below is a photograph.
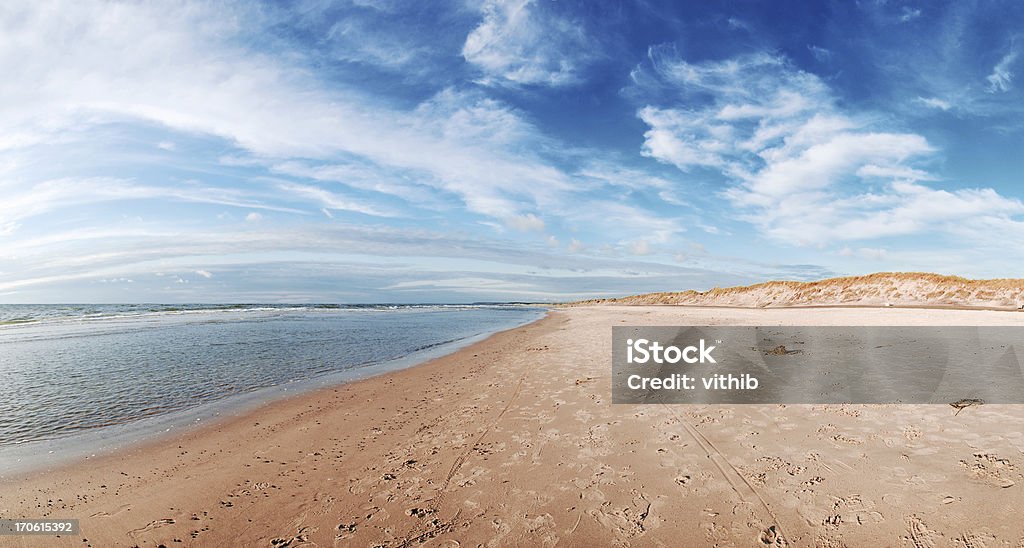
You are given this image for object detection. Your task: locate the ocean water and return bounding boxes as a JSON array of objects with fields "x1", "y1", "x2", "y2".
[{"x1": 0, "y1": 304, "x2": 544, "y2": 465}]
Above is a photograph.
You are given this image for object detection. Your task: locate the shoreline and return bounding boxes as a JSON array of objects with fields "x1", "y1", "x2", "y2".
[
  {"x1": 0, "y1": 309, "x2": 549, "y2": 481},
  {"x1": 5, "y1": 305, "x2": 1024, "y2": 545},
  {"x1": 0, "y1": 309, "x2": 567, "y2": 546}
]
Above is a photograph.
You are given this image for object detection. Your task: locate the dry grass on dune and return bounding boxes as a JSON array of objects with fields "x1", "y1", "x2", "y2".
[{"x1": 572, "y1": 272, "x2": 1024, "y2": 309}]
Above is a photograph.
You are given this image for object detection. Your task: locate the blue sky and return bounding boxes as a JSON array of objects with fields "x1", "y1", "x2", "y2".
[{"x1": 3, "y1": 0, "x2": 1024, "y2": 303}]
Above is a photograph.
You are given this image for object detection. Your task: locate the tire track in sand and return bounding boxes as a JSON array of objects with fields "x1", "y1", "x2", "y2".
[
  {"x1": 660, "y1": 401, "x2": 793, "y2": 546},
  {"x1": 397, "y1": 365, "x2": 530, "y2": 547}
]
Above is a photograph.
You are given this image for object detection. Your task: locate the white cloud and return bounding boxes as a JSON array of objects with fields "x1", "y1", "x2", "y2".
[
  {"x1": 634, "y1": 49, "x2": 1024, "y2": 246},
  {"x1": 899, "y1": 7, "x2": 922, "y2": 22},
  {"x1": 98, "y1": 277, "x2": 133, "y2": 283},
  {"x1": 628, "y1": 240, "x2": 650, "y2": 256},
  {"x1": 807, "y1": 45, "x2": 832, "y2": 63},
  {"x1": 506, "y1": 213, "x2": 545, "y2": 232},
  {"x1": 0, "y1": 1, "x2": 702, "y2": 307},
  {"x1": 277, "y1": 182, "x2": 395, "y2": 217},
  {"x1": 0, "y1": 2, "x2": 775, "y2": 299},
  {"x1": 726, "y1": 17, "x2": 748, "y2": 31},
  {"x1": 636, "y1": 51, "x2": 833, "y2": 171},
  {"x1": 324, "y1": 17, "x2": 425, "y2": 70},
  {"x1": 0, "y1": 220, "x2": 721, "y2": 296},
  {"x1": 462, "y1": 0, "x2": 596, "y2": 87},
  {"x1": 269, "y1": 160, "x2": 443, "y2": 207},
  {"x1": 915, "y1": 96, "x2": 952, "y2": 111},
  {"x1": 0, "y1": 3, "x2": 582, "y2": 228},
  {"x1": 0, "y1": 177, "x2": 305, "y2": 225},
  {"x1": 856, "y1": 164, "x2": 935, "y2": 181},
  {"x1": 195, "y1": 269, "x2": 212, "y2": 278},
  {"x1": 987, "y1": 51, "x2": 1018, "y2": 93},
  {"x1": 577, "y1": 162, "x2": 676, "y2": 192},
  {"x1": 385, "y1": 277, "x2": 556, "y2": 297},
  {"x1": 838, "y1": 247, "x2": 888, "y2": 260}
]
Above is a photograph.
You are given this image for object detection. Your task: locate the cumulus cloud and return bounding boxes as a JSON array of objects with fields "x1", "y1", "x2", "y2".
[
  {"x1": 632, "y1": 48, "x2": 1024, "y2": 246},
  {"x1": 462, "y1": 0, "x2": 597, "y2": 87}
]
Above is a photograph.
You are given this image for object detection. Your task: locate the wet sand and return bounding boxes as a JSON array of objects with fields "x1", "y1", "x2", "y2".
[{"x1": 4, "y1": 305, "x2": 1024, "y2": 546}]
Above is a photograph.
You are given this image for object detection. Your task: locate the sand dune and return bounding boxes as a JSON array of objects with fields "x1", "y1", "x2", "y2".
[{"x1": 573, "y1": 272, "x2": 1024, "y2": 310}]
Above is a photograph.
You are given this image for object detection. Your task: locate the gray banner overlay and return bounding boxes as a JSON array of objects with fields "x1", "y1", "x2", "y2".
[{"x1": 613, "y1": 326, "x2": 1024, "y2": 404}]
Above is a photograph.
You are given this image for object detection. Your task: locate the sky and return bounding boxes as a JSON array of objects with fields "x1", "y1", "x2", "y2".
[{"x1": 3, "y1": 0, "x2": 1024, "y2": 303}]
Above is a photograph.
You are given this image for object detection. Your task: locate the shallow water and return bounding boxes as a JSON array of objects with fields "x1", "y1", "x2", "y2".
[{"x1": 0, "y1": 305, "x2": 544, "y2": 450}]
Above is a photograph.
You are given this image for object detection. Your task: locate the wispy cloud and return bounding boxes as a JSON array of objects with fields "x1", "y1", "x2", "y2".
[
  {"x1": 631, "y1": 48, "x2": 1024, "y2": 246},
  {"x1": 277, "y1": 182, "x2": 397, "y2": 217},
  {"x1": 987, "y1": 50, "x2": 1018, "y2": 92},
  {"x1": 0, "y1": 177, "x2": 305, "y2": 225},
  {"x1": 462, "y1": 0, "x2": 598, "y2": 87},
  {"x1": 915, "y1": 96, "x2": 953, "y2": 111},
  {"x1": 4, "y1": 1, "x2": 1024, "y2": 301},
  {"x1": 899, "y1": 7, "x2": 922, "y2": 23}
]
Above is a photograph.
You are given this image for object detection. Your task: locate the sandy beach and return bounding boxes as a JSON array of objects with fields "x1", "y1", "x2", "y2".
[{"x1": 4, "y1": 305, "x2": 1024, "y2": 546}]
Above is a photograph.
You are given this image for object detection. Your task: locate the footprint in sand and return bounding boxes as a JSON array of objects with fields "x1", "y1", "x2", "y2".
[
  {"x1": 126, "y1": 518, "x2": 175, "y2": 539},
  {"x1": 905, "y1": 515, "x2": 941, "y2": 548},
  {"x1": 758, "y1": 525, "x2": 783, "y2": 546},
  {"x1": 589, "y1": 493, "x2": 652, "y2": 541},
  {"x1": 335, "y1": 522, "x2": 357, "y2": 540},
  {"x1": 830, "y1": 433, "x2": 864, "y2": 446},
  {"x1": 952, "y1": 530, "x2": 996, "y2": 547},
  {"x1": 959, "y1": 453, "x2": 1018, "y2": 488},
  {"x1": 89, "y1": 503, "x2": 131, "y2": 518},
  {"x1": 270, "y1": 526, "x2": 311, "y2": 547}
]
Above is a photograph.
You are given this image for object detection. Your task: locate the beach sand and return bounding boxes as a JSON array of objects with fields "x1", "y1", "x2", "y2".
[{"x1": 4, "y1": 305, "x2": 1024, "y2": 546}]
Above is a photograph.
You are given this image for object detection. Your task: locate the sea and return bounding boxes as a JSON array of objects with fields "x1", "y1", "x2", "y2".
[{"x1": 0, "y1": 304, "x2": 545, "y2": 474}]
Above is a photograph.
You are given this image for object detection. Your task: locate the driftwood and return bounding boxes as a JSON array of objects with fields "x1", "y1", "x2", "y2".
[
  {"x1": 758, "y1": 345, "x2": 803, "y2": 356},
  {"x1": 950, "y1": 398, "x2": 984, "y2": 416}
]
